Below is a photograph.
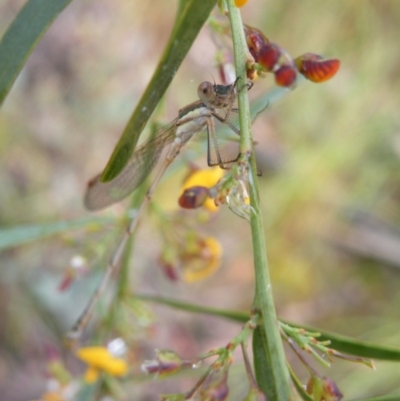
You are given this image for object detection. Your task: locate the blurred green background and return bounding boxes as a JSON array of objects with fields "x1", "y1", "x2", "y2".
[{"x1": 1, "y1": 0, "x2": 400, "y2": 400}]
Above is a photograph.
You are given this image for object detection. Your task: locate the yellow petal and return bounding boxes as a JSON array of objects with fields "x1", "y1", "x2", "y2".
[
  {"x1": 182, "y1": 167, "x2": 224, "y2": 190},
  {"x1": 77, "y1": 346, "x2": 128, "y2": 377},
  {"x1": 203, "y1": 198, "x2": 218, "y2": 212},
  {"x1": 102, "y1": 359, "x2": 128, "y2": 376},
  {"x1": 77, "y1": 347, "x2": 110, "y2": 366},
  {"x1": 183, "y1": 237, "x2": 222, "y2": 282}
]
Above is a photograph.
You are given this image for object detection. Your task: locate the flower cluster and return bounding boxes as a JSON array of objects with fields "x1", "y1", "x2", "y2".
[{"x1": 244, "y1": 24, "x2": 340, "y2": 86}]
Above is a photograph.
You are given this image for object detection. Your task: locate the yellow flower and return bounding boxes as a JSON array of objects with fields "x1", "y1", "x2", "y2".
[
  {"x1": 182, "y1": 237, "x2": 222, "y2": 282},
  {"x1": 234, "y1": 0, "x2": 249, "y2": 7},
  {"x1": 76, "y1": 346, "x2": 128, "y2": 383},
  {"x1": 181, "y1": 167, "x2": 225, "y2": 212}
]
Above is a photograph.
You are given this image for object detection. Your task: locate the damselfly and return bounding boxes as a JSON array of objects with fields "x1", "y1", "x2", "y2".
[{"x1": 69, "y1": 80, "x2": 243, "y2": 339}]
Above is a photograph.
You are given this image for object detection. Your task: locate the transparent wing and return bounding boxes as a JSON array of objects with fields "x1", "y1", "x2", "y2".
[{"x1": 84, "y1": 121, "x2": 177, "y2": 210}]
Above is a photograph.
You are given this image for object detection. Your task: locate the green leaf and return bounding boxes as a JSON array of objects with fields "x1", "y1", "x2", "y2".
[
  {"x1": 288, "y1": 322, "x2": 400, "y2": 362},
  {"x1": 252, "y1": 325, "x2": 276, "y2": 401},
  {"x1": 135, "y1": 295, "x2": 400, "y2": 362},
  {"x1": 100, "y1": 0, "x2": 218, "y2": 182},
  {"x1": 0, "y1": 0, "x2": 73, "y2": 106},
  {"x1": 0, "y1": 216, "x2": 112, "y2": 250},
  {"x1": 135, "y1": 294, "x2": 249, "y2": 322}
]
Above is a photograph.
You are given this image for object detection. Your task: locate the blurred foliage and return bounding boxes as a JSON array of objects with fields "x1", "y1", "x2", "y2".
[{"x1": 1, "y1": 0, "x2": 400, "y2": 400}]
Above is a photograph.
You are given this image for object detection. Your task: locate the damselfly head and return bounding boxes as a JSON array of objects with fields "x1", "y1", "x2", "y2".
[
  {"x1": 197, "y1": 81, "x2": 216, "y2": 103},
  {"x1": 197, "y1": 81, "x2": 236, "y2": 109}
]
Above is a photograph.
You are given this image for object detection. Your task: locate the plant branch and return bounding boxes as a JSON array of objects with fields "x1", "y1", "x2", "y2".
[{"x1": 226, "y1": 2, "x2": 291, "y2": 400}]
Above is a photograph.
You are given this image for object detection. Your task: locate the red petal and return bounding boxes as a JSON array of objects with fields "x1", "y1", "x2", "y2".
[
  {"x1": 299, "y1": 58, "x2": 340, "y2": 83},
  {"x1": 244, "y1": 25, "x2": 269, "y2": 61},
  {"x1": 258, "y1": 43, "x2": 281, "y2": 71}
]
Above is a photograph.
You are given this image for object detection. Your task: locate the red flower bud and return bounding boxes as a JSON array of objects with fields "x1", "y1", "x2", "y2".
[
  {"x1": 244, "y1": 26, "x2": 269, "y2": 62},
  {"x1": 258, "y1": 43, "x2": 281, "y2": 72},
  {"x1": 178, "y1": 186, "x2": 210, "y2": 209},
  {"x1": 274, "y1": 65, "x2": 297, "y2": 87},
  {"x1": 295, "y1": 53, "x2": 340, "y2": 83}
]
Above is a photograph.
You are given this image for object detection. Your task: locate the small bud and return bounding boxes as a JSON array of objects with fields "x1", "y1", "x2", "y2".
[
  {"x1": 307, "y1": 375, "x2": 343, "y2": 401},
  {"x1": 159, "y1": 247, "x2": 180, "y2": 281},
  {"x1": 161, "y1": 262, "x2": 180, "y2": 281},
  {"x1": 200, "y1": 370, "x2": 229, "y2": 401},
  {"x1": 142, "y1": 350, "x2": 185, "y2": 376},
  {"x1": 58, "y1": 255, "x2": 88, "y2": 291},
  {"x1": 274, "y1": 65, "x2": 297, "y2": 87},
  {"x1": 178, "y1": 186, "x2": 210, "y2": 209}
]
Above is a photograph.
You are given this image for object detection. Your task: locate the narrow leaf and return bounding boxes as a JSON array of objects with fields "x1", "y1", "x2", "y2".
[
  {"x1": 0, "y1": 0, "x2": 72, "y2": 106},
  {"x1": 288, "y1": 322, "x2": 400, "y2": 362},
  {"x1": 136, "y1": 294, "x2": 248, "y2": 322},
  {"x1": 0, "y1": 216, "x2": 113, "y2": 250},
  {"x1": 135, "y1": 295, "x2": 400, "y2": 362}
]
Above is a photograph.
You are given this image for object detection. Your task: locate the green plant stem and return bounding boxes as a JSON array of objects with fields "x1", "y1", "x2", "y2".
[{"x1": 226, "y1": 2, "x2": 291, "y2": 400}]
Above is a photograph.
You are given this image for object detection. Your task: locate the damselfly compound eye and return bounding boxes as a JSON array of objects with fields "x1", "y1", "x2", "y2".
[{"x1": 197, "y1": 81, "x2": 215, "y2": 102}]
